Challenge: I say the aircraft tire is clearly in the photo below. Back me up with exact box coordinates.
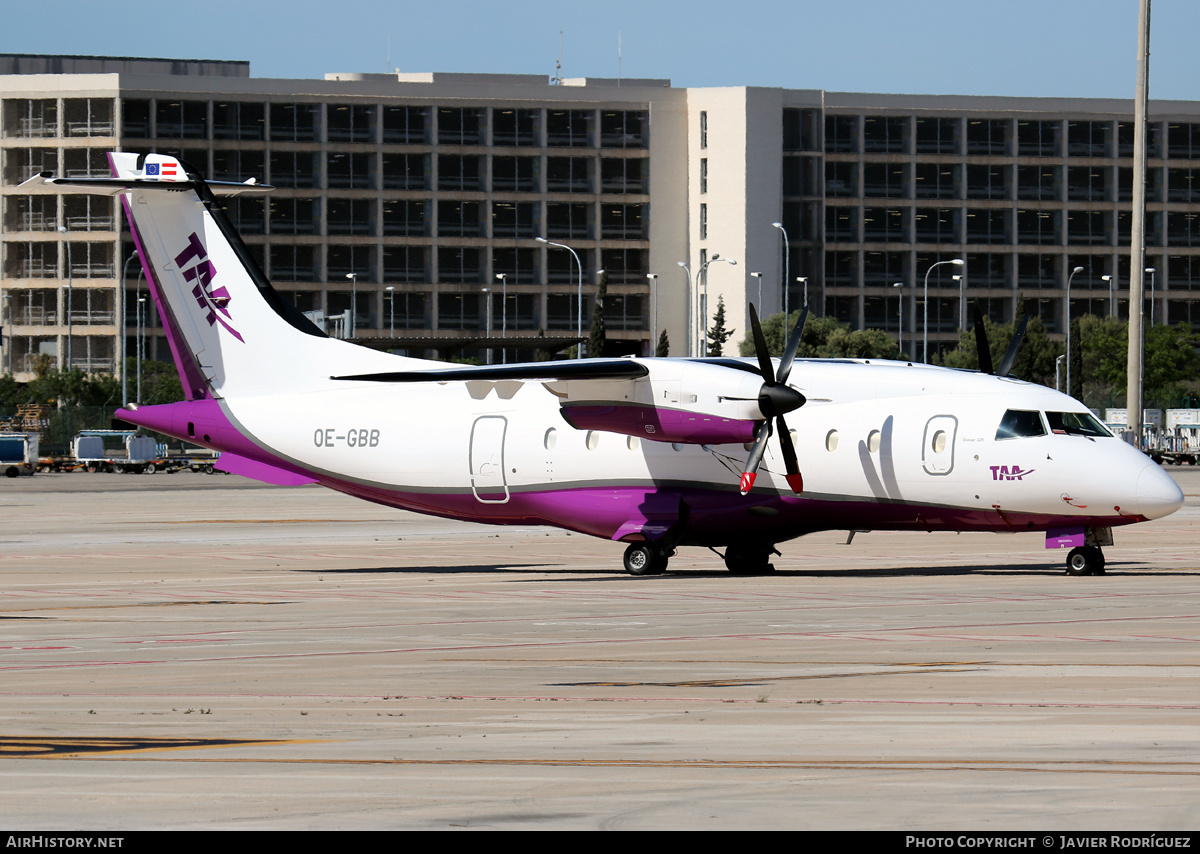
[623,543,665,576]
[1066,546,1104,576]
[725,544,776,575]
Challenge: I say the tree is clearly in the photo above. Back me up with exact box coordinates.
[706,295,734,356]
[655,329,670,357]
[587,270,608,358]
[737,311,896,360]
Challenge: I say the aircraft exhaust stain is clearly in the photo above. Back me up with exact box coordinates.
[0,736,317,757]
[555,667,975,688]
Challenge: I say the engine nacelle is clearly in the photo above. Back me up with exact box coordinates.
[560,402,758,445]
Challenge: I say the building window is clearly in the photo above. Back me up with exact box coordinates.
[492,247,538,285]
[492,156,539,192]
[1167,123,1200,159]
[382,152,427,190]
[825,161,857,198]
[863,207,906,242]
[864,116,909,154]
[966,164,1011,200]
[438,201,482,238]
[493,108,540,147]
[437,154,482,191]
[914,208,957,244]
[327,245,374,281]
[491,201,538,239]
[1017,254,1058,289]
[862,162,907,198]
[212,149,265,182]
[965,209,1010,245]
[1017,120,1060,157]
[268,198,317,235]
[914,163,960,199]
[600,110,647,148]
[269,151,318,188]
[699,158,708,194]
[699,111,707,149]
[269,245,317,281]
[437,107,484,145]
[383,247,428,284]
[915,117,958,154]
[384,291,428,328]
[62,99,114,138]
[1017,165,1061,201]
[1067,166,1111,202]
[547,110,592,147]
[270,103,318,142]
[212,101,264,141]
[217,197,264,235]
[783,109,819,151]
[381,199,427,236]
[601,157,645,194]
[601,204,646,239]
[3,98,57,138]
[1016,210,1061,245]
[966,119,1009,155]
[121,100,151,138]
[155,100,208,139]
[437,247,482,284]
[62,148,110,179]
[600,247,647,284]
[326,198,375,236]
[545,203,590,240]
[825,115,858,153]
[327,152,373,189]
[383,106,429,144]
[825,207,857,242]
[437,292,482,329]
[699,203,707,240]
[1068,120,1110,157]
[547,157,591,192]
[327,103,375,143]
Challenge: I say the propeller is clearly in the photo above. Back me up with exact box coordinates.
[971,299,1030,377]
[739,303,808,495]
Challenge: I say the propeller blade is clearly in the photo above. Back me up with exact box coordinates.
[739,421,772,494]
[776,306,809,386]
[775,415,803,493]
[747,303,775,384]
[972,302,994,375]
[996,312,1030,377]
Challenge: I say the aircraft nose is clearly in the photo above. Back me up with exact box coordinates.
[1135,463,1185,520]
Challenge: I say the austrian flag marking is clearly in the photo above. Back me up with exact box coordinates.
[176,232,244,342]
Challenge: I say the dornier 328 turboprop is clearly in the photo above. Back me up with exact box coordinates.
[21,153,1184,576]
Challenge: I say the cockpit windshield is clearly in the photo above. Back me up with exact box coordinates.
[1046,411,1111,437]
[996,409,1046,440]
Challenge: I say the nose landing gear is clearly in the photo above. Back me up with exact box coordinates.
[1066,546,1106,576]
[623,542,671,576]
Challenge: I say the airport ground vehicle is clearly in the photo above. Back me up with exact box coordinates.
[0,432,39,477]
[71,430,164,473]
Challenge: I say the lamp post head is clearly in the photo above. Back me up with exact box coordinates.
[677,261,687,269]
[892,282,903,288]
[771,221,782,229]
[727,259,737,266]
[1072,266,1084,274]
[345,273,356,280]
[596,269,605,276]
[1146,267,1156,273]
[796,276,808,283]
[950,258,965,266]
[535,237,548,244]
[385,286,394,291]
[495,273,506,281]
[1102,275,1113,282]
[952,275,962,282]
[750,271,762,279]
[646,273,657,280]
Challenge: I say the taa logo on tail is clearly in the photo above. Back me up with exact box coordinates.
[177,232,244,343]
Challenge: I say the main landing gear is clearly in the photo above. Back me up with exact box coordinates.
[1066,546,1106,576]
[723,543,777,575]
[623,542,671,576]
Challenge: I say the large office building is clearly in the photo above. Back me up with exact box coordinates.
[2,53,1200,383]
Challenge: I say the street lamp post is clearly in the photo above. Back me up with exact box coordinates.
[1146,267,1155,326]
[344,273,358,338]
[697,254,736,356]
[494,273,507,363]
[772,222,789,318]
[385,286,395,337]
[1066,265,1084,398]
[645,273,658,356]
[750,272,763,313]
[536,237,583,358]
[952,274,965,331]
[1101,274,1116,318]
[58,225,73,371]
[136,295,145,403]
[121,253,138,405]
[677,262,693,357]
[796,276,809,310]
[922,258,965,364]
[481,287,493,364]
[892,282,904,357]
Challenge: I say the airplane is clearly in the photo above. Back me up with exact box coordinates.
[21,153,1185,578]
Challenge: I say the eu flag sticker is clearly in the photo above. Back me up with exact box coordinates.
[146,163,161,176]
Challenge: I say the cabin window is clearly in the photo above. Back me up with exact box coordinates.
[626,436,640,450]
[586,431,600,451]
[825,429,839,452]
[867,430,881,453]
[931,430,947,454]
[1046,411,1111,437]
[995,409,1046,440]
[543,428,557,450]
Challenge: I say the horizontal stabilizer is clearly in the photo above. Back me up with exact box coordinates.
[333,359,649,383]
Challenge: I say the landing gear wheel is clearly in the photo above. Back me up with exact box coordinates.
[623,543,666,576]
[724,544,776,576]
[1066,546,1105,576]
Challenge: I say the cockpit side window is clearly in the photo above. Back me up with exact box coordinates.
[1046,411,1111,437]
[995,409,1046,440]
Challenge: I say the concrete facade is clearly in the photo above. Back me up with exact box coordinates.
[3,55,1200,384]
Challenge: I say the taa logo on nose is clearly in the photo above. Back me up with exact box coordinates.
[991,465,1034,481]
[177,232,244,343]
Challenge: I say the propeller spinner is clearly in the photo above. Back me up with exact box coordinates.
[739,304,808,495]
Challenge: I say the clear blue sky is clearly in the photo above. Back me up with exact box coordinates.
[3,0,1197,100]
